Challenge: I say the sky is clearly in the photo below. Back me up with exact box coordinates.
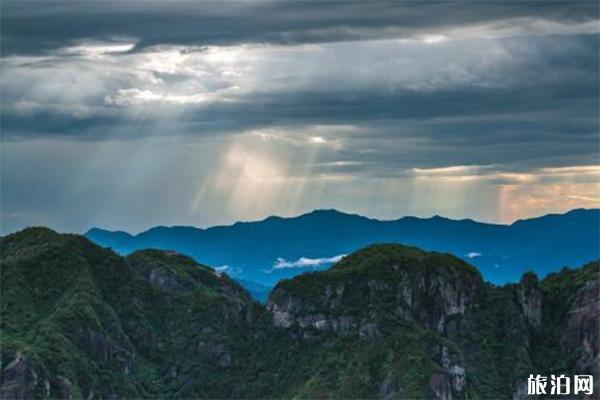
[1,1,599,234]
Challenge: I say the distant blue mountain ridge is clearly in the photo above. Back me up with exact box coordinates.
[86,208,600,300]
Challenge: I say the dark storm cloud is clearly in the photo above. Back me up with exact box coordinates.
[1,1,598,55]
[1,30,597,175]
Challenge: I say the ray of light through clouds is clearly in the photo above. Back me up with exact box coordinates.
[0,1,598,234]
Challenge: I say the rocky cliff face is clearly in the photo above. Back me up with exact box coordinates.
[266,245,484,399]
[561,272,600,395]
[269,273,475,336]
[268,245,483,336]
[518,272,543,327]
[0,351,36,400]
[267,245,599,400]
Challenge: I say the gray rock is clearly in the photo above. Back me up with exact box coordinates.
[449,365,466,392]
[430,372,452,400]
[518,273,542,327]
[359,323,380,339]
[561,277,600,376]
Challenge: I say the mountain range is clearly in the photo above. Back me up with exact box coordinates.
[86,208,600,300]
[1,228,598,399]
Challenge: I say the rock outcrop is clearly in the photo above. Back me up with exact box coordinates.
[268,244,482,341]
[518,272,543,327]
[0,351,36,400]
[561,273,600,395]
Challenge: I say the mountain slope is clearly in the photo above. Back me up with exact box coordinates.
[0,228,268,398]
[267,244,599,399]
[1,229,598,399]
[86,208,600,294]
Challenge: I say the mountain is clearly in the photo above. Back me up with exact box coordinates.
[0,228,269,398]
[267,244,599,398]
[86,208,600,297]
[1,228,598,399]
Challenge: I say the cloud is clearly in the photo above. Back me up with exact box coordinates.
[214,265,230,276]
[309,136,327,144]
[58,40,136,57]
[1,1,597,56]
[411,165,600,186]
[466,252,482,259]
[272,254,346,270]
[2,32,597,146]
[104,88,214,106]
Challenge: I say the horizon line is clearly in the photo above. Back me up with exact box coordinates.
[83,207,599,237]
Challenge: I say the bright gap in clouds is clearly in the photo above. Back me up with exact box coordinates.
[309,136,327,144]
[59,40,136,57]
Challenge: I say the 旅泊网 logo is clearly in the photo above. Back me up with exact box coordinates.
[527,374,593,396]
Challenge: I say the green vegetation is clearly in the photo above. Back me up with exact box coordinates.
[1,230,597,399]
